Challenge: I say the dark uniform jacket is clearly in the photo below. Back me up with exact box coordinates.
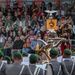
[0,61,7,75]
[50,59,69,75]
[5,62,30,75]
[63,59,75,75]
[28,64,44,75]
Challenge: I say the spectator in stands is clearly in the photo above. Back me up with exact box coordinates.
[17,8,22,17]
[37,32,42,39]
[31,15,38,28]
[12,11,18,22]
[1,27,7,37]
[43,35,48,42]
[66,15,73,25]
[0,19,3,29]
[30,35,43,51]
[13,36,24,49]
[0,12,5,22]
[34,25,44,39]
[3,37,13,56]
[17,26,23,31]
[21,11,30,21]
[63,3,69,14]
[0,38,6,50]
[36,7,42,18]
[5,16,13,28]
[41,1,46,12]
[22,16,30,27]
[56,10,63,21]
[54,0,61,10]
[47,2,52,9]
[7,25,15,38]
[13,16,22,27]
[22,16,31,33]
[56,6,65,16]
[0,33,6,42]
[8,31,15,41]
[40,13,46,25]
[22,38,32,53]
[27,29,34,42]
[17,30,24,41]
[30,1,37,16]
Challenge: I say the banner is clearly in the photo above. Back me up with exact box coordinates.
[35,0,42,5]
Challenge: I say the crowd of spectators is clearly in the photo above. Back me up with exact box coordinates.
[0,1,75,56]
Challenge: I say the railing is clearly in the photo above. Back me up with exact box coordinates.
[47,38,75,50]
[0,0,75,6]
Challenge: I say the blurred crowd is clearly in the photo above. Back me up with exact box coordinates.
[0,1,75,57]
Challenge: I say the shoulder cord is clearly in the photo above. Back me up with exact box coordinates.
[45,63,54,75]
[57,65,61,75]
[70,62,74,75]
[19,65,25,75]
[62,61,74,75]
[0,62,4,71]
[27,65,40,75]
[34,67,40,75]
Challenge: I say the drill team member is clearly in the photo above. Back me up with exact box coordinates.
[49,49,69,75]
[5,52,31,75]
[0,51,6,75]
[63,49,75,75]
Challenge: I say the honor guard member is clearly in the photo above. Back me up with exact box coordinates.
[63,49,75,75]
[0,51,6,75]
[5,52,31,75]
[28,54,44,75]
[49,49,69,75]
[4,56,11,64]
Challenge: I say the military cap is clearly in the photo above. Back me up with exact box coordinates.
[29,54,38,62]
[0,51,4,57]
[64,49,72,55]
[4,56,11,61]
[37,55,40,61]
[22,52,28,57]
[50,49,59,55]
[13,52,23,59]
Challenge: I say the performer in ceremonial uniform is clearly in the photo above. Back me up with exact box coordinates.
[5,52,31,75]
[28,54,44,75]
[62,49,75,75]
[0,51,6,75]
[57,16,68,38]
[49,49,69,75]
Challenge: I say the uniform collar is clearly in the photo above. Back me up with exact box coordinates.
[13,62,21,65]
[0,60,2,62]
[50,59,57,61]
[63,58,71,61]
